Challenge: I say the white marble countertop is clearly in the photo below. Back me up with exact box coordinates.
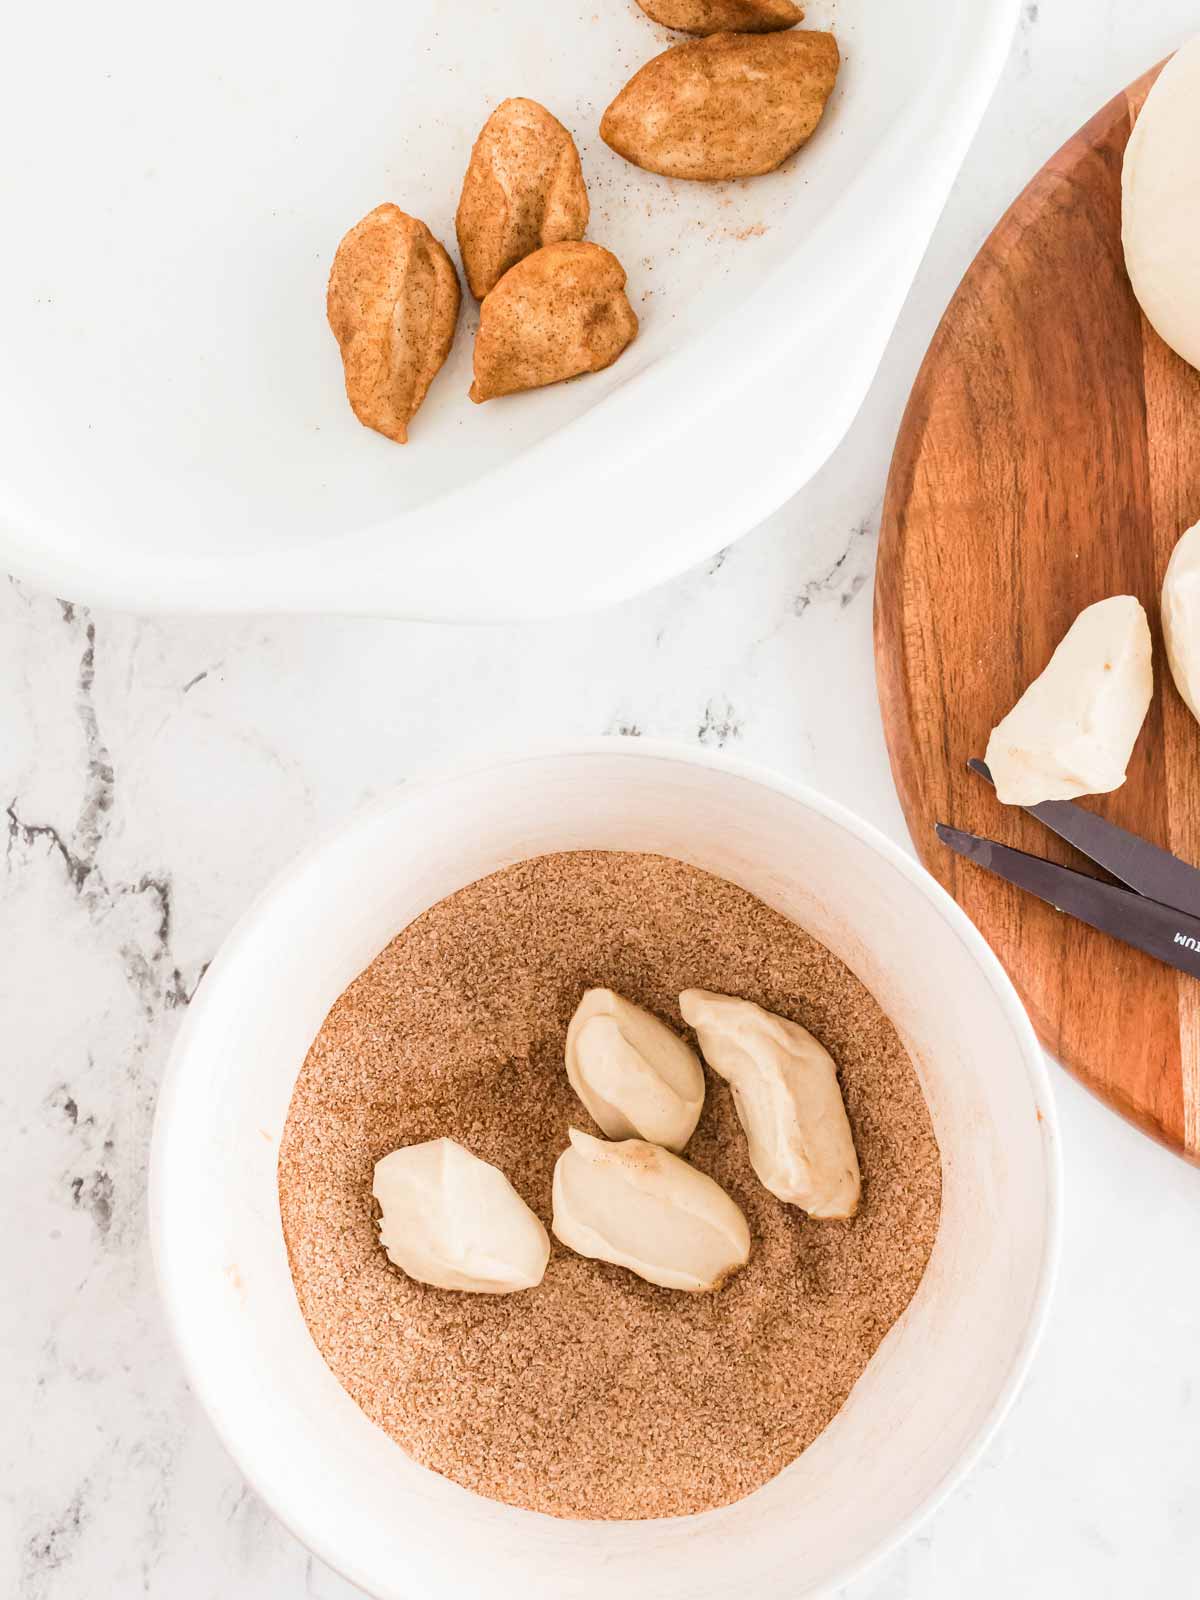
[4,3,1200,1595]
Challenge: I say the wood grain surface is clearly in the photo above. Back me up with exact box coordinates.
[875,61,1200,1162]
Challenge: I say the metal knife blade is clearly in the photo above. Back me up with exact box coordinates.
[968,758,1200,920]
[936,822,1200,980]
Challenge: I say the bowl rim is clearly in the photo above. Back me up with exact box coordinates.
[149,736,1062,1597]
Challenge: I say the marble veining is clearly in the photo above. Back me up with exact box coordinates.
[4,3,1200,1597]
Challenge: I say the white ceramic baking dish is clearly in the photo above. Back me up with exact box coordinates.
[150,740,1059,1599]
[1,1,1017,619]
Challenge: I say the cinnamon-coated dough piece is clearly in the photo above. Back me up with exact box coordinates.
[470,241,638,403]
[601,30,839,181]
[635,0,803,33]
[327,204,460,444]
[456,98,589,300]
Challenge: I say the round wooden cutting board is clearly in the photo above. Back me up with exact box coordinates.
[875,59,1200,1163]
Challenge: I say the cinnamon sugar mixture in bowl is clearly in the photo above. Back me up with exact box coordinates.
[278,850,941,1520]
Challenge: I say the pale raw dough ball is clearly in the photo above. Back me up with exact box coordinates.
[1162,519,1200,726]
[1122,36,1200,371]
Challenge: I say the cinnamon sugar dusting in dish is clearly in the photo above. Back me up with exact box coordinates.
[277,851,941,1520]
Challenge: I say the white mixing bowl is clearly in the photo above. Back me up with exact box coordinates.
[150,742,1059,1599]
